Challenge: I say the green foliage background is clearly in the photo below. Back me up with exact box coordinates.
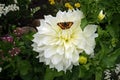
[0,0,120,80]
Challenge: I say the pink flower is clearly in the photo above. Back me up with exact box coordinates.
[13,27,24,36]
[1,36,13,43]
[8,47,21,56]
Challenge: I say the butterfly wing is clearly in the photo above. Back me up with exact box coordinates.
[57,22,73,30]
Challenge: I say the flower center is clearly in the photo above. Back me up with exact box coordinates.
[59,30,74,43]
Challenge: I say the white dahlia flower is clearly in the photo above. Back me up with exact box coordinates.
[32,9,98,72]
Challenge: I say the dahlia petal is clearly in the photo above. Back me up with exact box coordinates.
[55,63,63,72]
[84,25,98,37]
[72,50,79,63]
[45,58,51,65]
[65,47,74,59]
[44,46,57,58]
[84,47,94,55]
[51,54,62,65]
[56,46,64,55]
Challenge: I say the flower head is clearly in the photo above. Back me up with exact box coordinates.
[104,69,111,80]
[79,56,87,64]
[32,9,98,72]
[49,0,55,5]
[14,0,18,4]
[65,3,73,10]
[13,27,24,36]
[9,47,21,56]
[74,3,81,8]
[98,10,105,21]
[115,64,120,74]
[1,36,13,43]
[3,4,19,15]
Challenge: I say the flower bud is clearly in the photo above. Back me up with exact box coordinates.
[65,3,73,10]
[79,56,87,64]
[98,10,105,21]
[49,0,55,5]
[74,3,81,8]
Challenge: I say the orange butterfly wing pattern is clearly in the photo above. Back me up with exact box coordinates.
[57,22,73,30]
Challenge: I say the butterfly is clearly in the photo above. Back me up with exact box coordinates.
[57,22,73,30]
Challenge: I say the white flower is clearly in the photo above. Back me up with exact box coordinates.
[0,67,2,72]
[0,4,19,17]
[104,69,111,80]
[115,64,120,74]
[14,0,18,4]
[0,4,5,17]
[118,75,120,80]
[32,9,98,72]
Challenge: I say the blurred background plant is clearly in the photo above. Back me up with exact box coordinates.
[0,0,44,35]
[0,0,120,80]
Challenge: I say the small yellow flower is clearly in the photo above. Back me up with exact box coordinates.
[65,3,73,10]
[49,0,55,5]
[74,3,81,8]
[79,56,87,64]
[98,10,105,21]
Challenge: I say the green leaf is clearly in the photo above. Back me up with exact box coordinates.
[95,67,102,80]
[17,60,31,76]
[79,66,87,78]
[70,66,79,80]
[107,25,116,38]
[101,48,120,67]
[79,65,95,80]
[21,74,33,80]
[44,68,63,80]
[107,25,120,38]
[80,18,88,30]
[19,42,24,46]
[83,63,91,70]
